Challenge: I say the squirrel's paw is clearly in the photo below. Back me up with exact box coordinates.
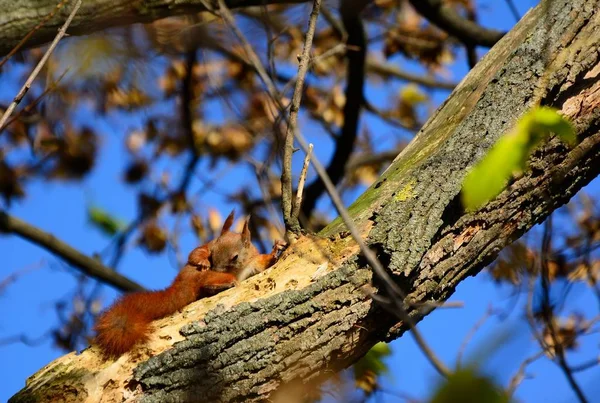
[188,251,211,270]
[195,259,211,270]
[202,280,238,295]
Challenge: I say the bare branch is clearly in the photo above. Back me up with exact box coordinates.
[300,1,368,219]
[292,143,313,222]
[281,0,322,234]
[408,0,505,47]
[212,0,281,105]
[570,358,600,373]
[507,350,545,395]
[0,260,45,294]
[366,60,458,90]
[540,218,589,403]
[214,0,451,377]
[0,0,82,133]
[0,211,144,292]
[346,148,405,171]
[293,127,451,377]
[456,305,496,366]
[0,69,69,134]
[0,0,311,56]
[0,331,52,347]
[504,0,521,23]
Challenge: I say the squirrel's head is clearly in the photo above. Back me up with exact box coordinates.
[210,210,256,273]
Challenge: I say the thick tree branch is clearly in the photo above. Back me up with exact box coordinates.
[408,0,505,47]
[0,0,505,58]
[0,0,69,68]
[346,148,405,171]
[8,0,600,401]
[0,0,310,56]
[0,211,144,292]
[366,60,458,90]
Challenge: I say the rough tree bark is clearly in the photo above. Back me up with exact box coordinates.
[0,0,503,57]
[0,0,311,56]
[9,0,600,401]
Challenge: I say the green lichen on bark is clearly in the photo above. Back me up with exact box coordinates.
[6,1,600,402]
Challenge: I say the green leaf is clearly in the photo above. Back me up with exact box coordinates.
[530,107,577,145]
[429,369,510,403]
[461,107,576,211]
[88,206,126,236]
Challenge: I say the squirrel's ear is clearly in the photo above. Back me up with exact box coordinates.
[221,210,235,234]
[242,216,251,245]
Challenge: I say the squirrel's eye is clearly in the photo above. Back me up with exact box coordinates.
[230,254,238,262]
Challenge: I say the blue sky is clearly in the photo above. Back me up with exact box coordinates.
[2,1,599,401]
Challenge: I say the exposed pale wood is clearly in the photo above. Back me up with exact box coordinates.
[9,0,600,402]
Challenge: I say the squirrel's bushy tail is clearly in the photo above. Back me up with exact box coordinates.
[94,297,151,357]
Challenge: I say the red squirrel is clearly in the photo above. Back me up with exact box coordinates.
[94,211,285,357]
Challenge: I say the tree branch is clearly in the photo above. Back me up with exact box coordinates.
[0,211,144,292]
[8,0,600,401]
[0,0,69,68]
[177,50,200,194]
[346,148,404,171]
[300,3,367,220]
[0,0,311,56]
[366,59,457,90]
[540,218,589,403]
[281,0,322,234]
[0,0,82,132]
[408,0,505,47]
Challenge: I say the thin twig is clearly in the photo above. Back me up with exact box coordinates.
[211,0,280,104]
[362,100,420,131]
[281,0,322,234]
[0,0,82,133]
[0,69,69,133]
[208,0,450,377]
[310,43,347,67]
[239,0,447,378]
[507,317,600,395]
[0,330,53,347]
[504,0,521,22]
[457,305,496,366]
[293,126,451,378]
[292,143,313,222]
[299,2,367,219]
[569,358,599,373]
[0,260,46,294]
[248,158,285,238]
[0,0,70,69]
[540,218,589,403]
[0,211,144,292]
[507,350,545,395]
